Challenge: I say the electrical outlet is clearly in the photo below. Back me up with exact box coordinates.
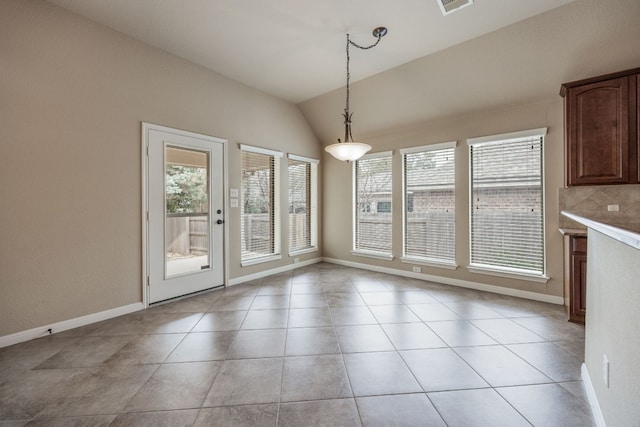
[412,266,421,273]
[293,257,300,264]
[607,204,620,212]
[603,354,610,388]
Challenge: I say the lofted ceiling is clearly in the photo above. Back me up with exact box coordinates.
[47,0,577,104]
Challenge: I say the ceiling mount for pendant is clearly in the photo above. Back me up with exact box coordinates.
[372,27,388,38]
[325,27,388,162]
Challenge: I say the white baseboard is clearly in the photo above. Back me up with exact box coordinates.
[0,302,144,349]
[582,363,606,427]
[228,257,322,286]
[322,257,564,305]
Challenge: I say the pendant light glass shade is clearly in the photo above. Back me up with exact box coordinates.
[325,141,372,162]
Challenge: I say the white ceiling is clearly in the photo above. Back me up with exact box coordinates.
[47,0,577,104]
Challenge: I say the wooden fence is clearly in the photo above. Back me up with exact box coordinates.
[289,213,308,250]
[356,215,392,252]
[166,215,208,256]
[168,213,310,259]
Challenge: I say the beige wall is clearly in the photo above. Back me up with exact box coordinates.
[585,230,640,426]
[300,0,640,300]
[0,0,321,336]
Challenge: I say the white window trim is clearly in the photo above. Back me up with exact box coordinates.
[352,151,394,257]
[241,254,283,267]
[273,158,281,256]
[401,142,457,265]
[240,144,284,157]
[289,247,318,256]
[240,145,282,264]
[288,153,319,164]
[467,264,550,284]
[401,256,458,270]
[399,140,457,154]
[467,127,548,280]
[467,128,547,146]
[287,154,319,256]
[309,162,318,251]
[360,150,393,160]
[351,250,394,261]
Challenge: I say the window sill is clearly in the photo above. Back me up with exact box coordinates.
[289,247,318,257]
[351,250,394,261]
[401,257,458,271]
[241,254,282,267]
[467,264,549,284]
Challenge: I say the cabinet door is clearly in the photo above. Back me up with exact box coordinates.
[568,236,587,324]
[570,253,587,323]
[567,76,630,185]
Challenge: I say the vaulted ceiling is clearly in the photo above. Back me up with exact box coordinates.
[47,0,577,104]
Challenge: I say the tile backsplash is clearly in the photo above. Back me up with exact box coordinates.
[558,184,640,230]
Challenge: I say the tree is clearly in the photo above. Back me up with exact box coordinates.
[165,165,208,214]
[357,156,392,214]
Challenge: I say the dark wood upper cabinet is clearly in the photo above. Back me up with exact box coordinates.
[561,68,640,186]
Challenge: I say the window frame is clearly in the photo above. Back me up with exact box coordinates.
[287,153,319,256]
[400,141,458,270]
[467,128,549,283]
[352,151,394,261]
[239,144,283,267]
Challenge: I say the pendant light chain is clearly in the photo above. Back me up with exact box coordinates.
[344,32,384,142]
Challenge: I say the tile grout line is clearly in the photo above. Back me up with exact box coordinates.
[327,277,365,427]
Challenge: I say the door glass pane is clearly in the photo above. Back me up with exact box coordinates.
[165,146,210,277]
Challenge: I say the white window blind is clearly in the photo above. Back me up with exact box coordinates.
[469,130,545,276]
[402,144,455,264]
[241,149,280,263]
[288,156,318,253]
[354,153,392,256]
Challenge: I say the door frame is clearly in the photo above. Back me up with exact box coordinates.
[141,122,229,307]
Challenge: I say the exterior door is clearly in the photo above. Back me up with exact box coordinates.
[146,125,225,303]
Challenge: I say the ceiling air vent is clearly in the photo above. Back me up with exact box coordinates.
[437,0,474,16]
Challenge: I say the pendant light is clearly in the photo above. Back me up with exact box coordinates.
[325,27,387,162]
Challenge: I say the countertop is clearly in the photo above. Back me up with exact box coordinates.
[561,211,640,250]
[558,227,587,236]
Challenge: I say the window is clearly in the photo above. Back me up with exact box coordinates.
[240,145,282,265]
[377,201,392,213]
[288,154,318,254]
[353,151,393,259]
[401,142,456,268]
[468,128,547,280]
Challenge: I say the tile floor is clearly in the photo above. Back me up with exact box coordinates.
[0,263,595,426]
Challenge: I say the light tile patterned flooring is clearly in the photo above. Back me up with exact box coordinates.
[0,263,595,426]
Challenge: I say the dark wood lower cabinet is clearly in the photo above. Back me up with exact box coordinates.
[569,236,587,324]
